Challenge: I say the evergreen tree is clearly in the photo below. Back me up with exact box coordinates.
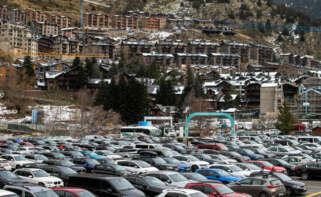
[147,61,160,79]
[95,82,112,110]
[156,77,176,106]
[193,74,203,98]
[186,65,194,88]
[257,0,262,7]
[72,57,87,90]
[137,64,146,77]
[275,102,295,135]
[85,58,94,78]
[120,78,150,124]
[23,56,34,78]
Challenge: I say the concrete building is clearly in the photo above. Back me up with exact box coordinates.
[35,22,59,36]
[260,83,283,116]
[0,21,38,55]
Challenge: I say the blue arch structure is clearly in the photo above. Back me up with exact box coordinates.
[184,112,235,137]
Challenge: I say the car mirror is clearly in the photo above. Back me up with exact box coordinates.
[166,179,172,183]
[28,175,33,178]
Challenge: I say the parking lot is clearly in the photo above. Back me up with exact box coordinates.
[294,179,321,197]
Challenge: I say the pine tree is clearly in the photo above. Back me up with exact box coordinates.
[72,57,87,90]
[156,77,176,106]
[95,82,112,110]
[257,0,262,7]
[186,65,194,88]
[193,74,203,98]
[23,56,34,78]
[275,102,295,135]
[120,78,150,124]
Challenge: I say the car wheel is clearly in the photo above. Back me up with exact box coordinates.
[191,165,198,172]
[259,192,268,197]
[301,173,309,180]
[222,181,229,185]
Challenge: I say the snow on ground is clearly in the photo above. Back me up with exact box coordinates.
[34,105,80,124]
[149,31,173,40]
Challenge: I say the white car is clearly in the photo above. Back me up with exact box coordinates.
[0,189,18,197]
[267,146,301,156]
[94,150,122,160]
[156,189,208,197]
[0,159,12,171]
[14,168,63,188]
[173,155,209,171]
[235,163,265,174]
[1,154,34,169]
[209,164,250,178]
[115,160,158,173]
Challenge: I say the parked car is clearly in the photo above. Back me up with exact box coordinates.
[156,189,208,197]
[53,187,96,197]
[244,161,286,173]
[0,189,18,197]
[115,160,158,173]
[4,184,59,197]
[209,164,250,178]
[0,170,27,188]
[67,174,146,197]
[14,168,64,188]
[261,159,295,175]
[196,168,241,184]
[249,171,306,195]
[92,164,132,176]
[295,162,321,180]
[146,171,193,188]
[185,182,251,197]
[229,176,286,197]
[0,154,33,169]
[127,176,171,196]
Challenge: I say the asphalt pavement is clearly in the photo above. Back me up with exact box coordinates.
[292,178,321,197]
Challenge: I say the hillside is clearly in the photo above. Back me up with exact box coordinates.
[273,0,321,19]
[2,0,321,58]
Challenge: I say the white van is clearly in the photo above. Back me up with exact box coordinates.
[0,189,18,197]
[297,136,321,144]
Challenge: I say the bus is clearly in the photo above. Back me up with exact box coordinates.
[120,125,162,137]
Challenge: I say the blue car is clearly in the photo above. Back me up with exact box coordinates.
[196,168,241,184]
[163,157,191,172]
[80,150,105,159]
[237,149,263,160]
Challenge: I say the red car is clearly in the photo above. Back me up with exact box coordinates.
[185,182,250,197]
[52,187,96,197]
[196,144,228,151]
[244,160,286,173]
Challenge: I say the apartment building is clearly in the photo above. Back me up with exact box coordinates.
[35,22,59,36]
[0,21,38,56]
[84,13,109,29]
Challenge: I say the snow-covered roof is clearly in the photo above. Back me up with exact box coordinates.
[45,72,64,79]
[261,83,278,88]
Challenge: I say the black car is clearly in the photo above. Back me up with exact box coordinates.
[40,165,78,183]
[42,152,65,160]
[192,154,219,164]
[67,174,146,197]
[43,160,86,172]
[0,170,28,188]
[72,158,100,172]
[250,171,306,195]
[262,158,296,175]
[140,157,179,171]
[295,162,321,180]
[92,164,131,176]
[126,176,169,197]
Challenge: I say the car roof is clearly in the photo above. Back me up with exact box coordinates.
[164,189,201,194]
[69,174,121,180]
[52,187,87,192]
[4,184,51,192]
[0,189,17,196]
[16,168,41,171]
[147,171,178,175]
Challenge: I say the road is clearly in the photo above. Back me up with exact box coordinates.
[292,178,321,197]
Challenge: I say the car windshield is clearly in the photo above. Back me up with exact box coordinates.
[303,154,314,160]
[245,164,261,170]
[230,165,242,171]
[190,192,208,197]
[201,155,212,160]
[217,169,230,177]
[276,159,289,166]
[59,167,77,175]
[13,155,26,161]
[72,152,84,157]
[60,160,74,167]
[110,178,135,191]
[244,149,255,154]
[261,161,274,167]
[76,190,96,197]
[135,161,151,168]
[34,190,59,197]
[187,156,199,161]
[270,179,283,186]
[35,155,48,161]
[164,158,180,164]
[114,165,126,171]
[169,173,188,182]
[153,158,167,164]
[215,185,234,195]
[186,173,207,181]
[0,171,17,179]
[33,170,50,177]
[274,173,292,181]
[87,159,100,165]
[284,146,295,151]
[144,176,166,187]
